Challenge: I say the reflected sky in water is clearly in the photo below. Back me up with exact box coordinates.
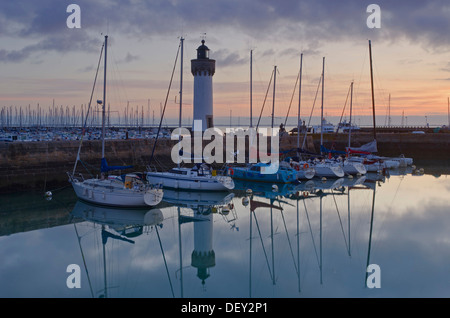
[0,167,449,298]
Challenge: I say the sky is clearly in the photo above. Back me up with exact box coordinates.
[1,0,450,127]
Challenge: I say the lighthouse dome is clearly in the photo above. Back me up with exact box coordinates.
[197,40,210,59]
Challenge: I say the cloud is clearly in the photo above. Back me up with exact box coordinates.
[0,30,99,63]
[117,52,140,64]
[213,49,247,68]
[1,0,450,65]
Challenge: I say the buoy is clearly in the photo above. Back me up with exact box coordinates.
[419,168,424,174]
[242,197,249,207]
[272,184,278,192]
[303,163,309,169]
[321,177,327,182]
[412,165,416,170]
[44,191,52,198]
[246,189,253,195]
[348,175,353,179]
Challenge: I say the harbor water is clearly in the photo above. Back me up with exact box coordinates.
[0,162,449,298]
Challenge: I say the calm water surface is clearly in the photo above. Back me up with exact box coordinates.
[1,164,449,298]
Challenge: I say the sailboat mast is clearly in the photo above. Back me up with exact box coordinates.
[388,94,391,127]
[320,57,325,147]
[179,37,184,130]
[369,40,376,141]
[101,35,108,159]
[178,37,184,169]
[250,50,253,128]
[271,65,277,130]
[297,53,303,151]
[348,81,354,149]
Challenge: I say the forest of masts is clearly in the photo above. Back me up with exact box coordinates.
[0,100,164,129]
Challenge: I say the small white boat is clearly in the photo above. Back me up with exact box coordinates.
[70,173,163,207]
[311,160,345,178]
[341,158,367,175]
[312,118,335,133]
[147,163,234,191]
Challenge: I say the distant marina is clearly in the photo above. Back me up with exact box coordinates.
[1,121,447,143]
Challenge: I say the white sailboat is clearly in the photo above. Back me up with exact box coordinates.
[145,37,234,191]
[311,57,344,178]
[284,53,315,179]
[68,35,164,207]
[338,81,367,176]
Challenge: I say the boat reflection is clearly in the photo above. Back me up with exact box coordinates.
[71,200,164,238]
[70,201,167,298]
[235,172,383,296]
[66,164,425,297]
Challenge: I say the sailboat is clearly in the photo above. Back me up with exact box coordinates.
[68,35,164,207]
[145,38,234,191]
[311,57,344,178]
[330,81,367,176]
[345,40,411,172]
[283,53,315,180]
[227,65,299,184]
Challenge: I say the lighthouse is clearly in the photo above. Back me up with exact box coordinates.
[191,40,215,131]
[191,212,215,287]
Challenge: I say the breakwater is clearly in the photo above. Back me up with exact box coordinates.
[0,132,448,193]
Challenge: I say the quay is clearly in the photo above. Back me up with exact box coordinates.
[0,130,449,193]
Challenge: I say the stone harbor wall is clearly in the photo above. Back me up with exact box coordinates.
[0,133,448,193]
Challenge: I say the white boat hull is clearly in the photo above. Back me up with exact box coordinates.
[342,161,367,175]
[71,178,163,207]
[313,163,345,178]
[146,172,234,191]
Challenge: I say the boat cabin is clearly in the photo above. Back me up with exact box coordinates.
[123,173,145,189]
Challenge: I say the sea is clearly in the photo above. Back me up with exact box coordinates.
[0,160,449,301]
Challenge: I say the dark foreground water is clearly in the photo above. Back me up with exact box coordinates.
[0,163,449,299]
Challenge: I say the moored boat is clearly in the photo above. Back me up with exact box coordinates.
[68,35,163,208]
[147,163,234,191]
[228,162,298,184]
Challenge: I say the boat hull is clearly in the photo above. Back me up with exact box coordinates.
[313,163,345,178]
[230,167,298,183]
[71,178,163,207]
[342,161,367,175]
[146,172,234,191]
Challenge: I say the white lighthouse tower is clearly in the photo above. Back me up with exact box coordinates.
[191,213,215,287]
[191,40,215,131]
